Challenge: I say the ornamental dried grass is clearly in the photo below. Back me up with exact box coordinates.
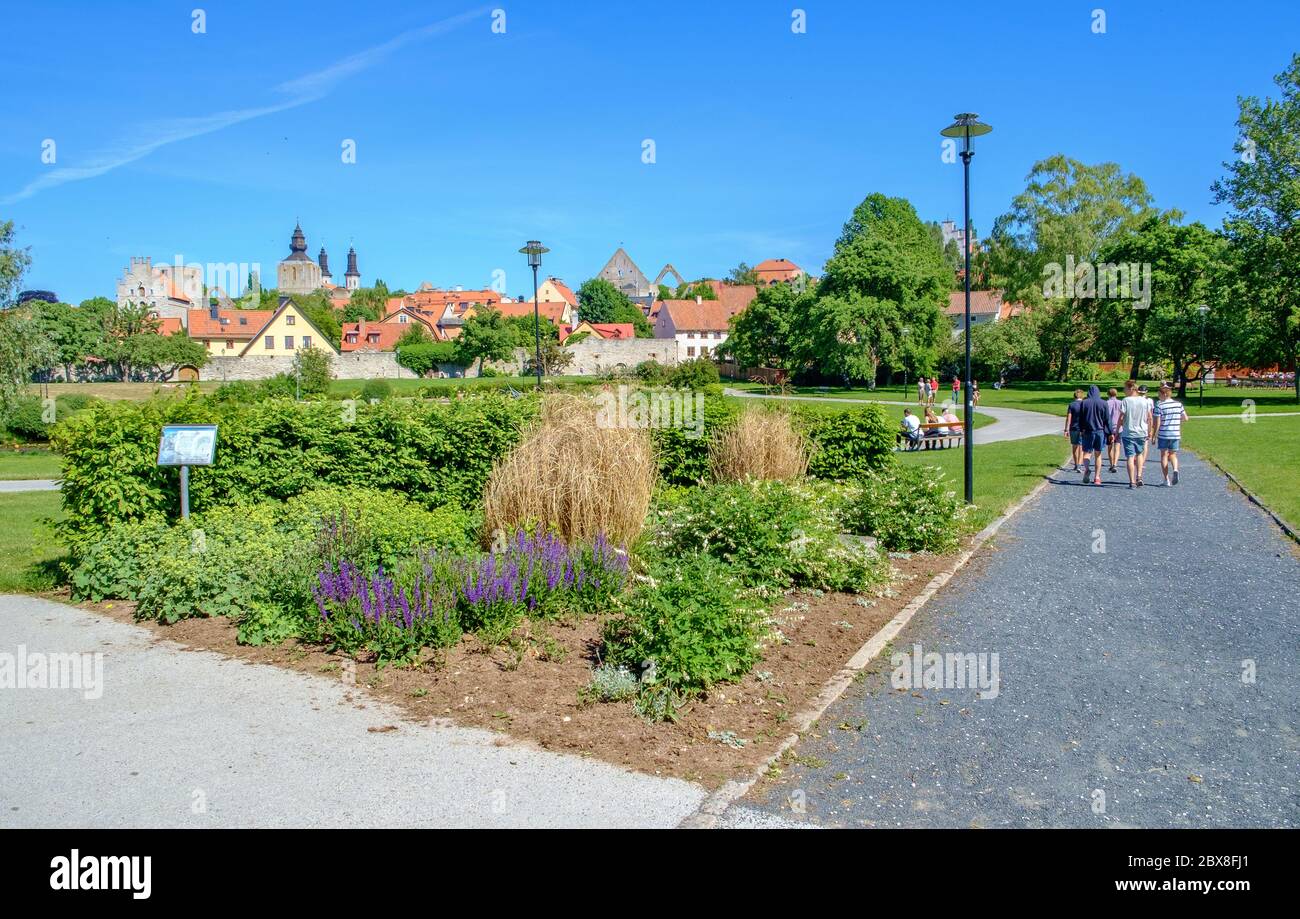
[709,406,809,483]
[482,395,656,545]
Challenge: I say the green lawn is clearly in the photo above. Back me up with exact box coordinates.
[1183,415,1300,531]
[729,380,1300,417]
[0,449,63,481]
[0,491,66,593]
[897,434,1067,533]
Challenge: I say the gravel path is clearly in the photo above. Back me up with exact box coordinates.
[732,452,1300,827]
[723,389,1059,443]
[0,595,716,828]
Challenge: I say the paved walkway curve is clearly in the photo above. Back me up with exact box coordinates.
[0,480,59,493]
[723,389,1059,444]
[0,594,805,828]
[731,452,1300,827]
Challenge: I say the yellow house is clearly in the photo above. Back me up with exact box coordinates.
[238,299,340,357]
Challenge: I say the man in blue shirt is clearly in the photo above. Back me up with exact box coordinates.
[1078,385,1110,485]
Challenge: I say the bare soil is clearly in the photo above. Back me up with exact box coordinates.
[72,552,962,789]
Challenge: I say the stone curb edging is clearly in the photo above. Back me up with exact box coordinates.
[677,460,1065,829]
[1193,452,1300,545]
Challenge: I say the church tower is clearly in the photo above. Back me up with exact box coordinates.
[318,247,332,285]
[277,221,322,294]
[344,246,361,291]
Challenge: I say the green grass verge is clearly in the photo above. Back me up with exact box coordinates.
[896,434,1066,533]
[1183,416,1300,531]
[728,380,1300,417]
[0,449,63,481]
[0,491,67,593]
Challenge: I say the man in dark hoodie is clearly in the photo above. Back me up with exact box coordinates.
[1078,384,1110,485]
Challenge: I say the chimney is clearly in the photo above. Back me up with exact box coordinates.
[358,318,367,337]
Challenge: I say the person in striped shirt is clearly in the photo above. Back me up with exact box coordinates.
[1155,383,1188,486]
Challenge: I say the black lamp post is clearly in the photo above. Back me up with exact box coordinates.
[1197,303,1210,408]
[940,113,992,504]
[518,240,549,389]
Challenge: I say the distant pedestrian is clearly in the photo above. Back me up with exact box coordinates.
[971,379,981,406]
[1105,387,1122,473]
[1078,385,1109,485]
[1155,383,1188,486]
[930,377,938,405]
[1118,380,1151,488]
[1065,388,1085,471]
[952,375,960,402]
[917,378,927,405]
[1139,384,1157,464]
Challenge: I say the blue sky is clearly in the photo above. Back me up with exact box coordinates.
[3,0,1297,303]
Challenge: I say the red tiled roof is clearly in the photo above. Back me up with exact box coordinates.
[945,290,1010,317]
[717,283,757,314]
[186,309,274,339]
[544,278,578,307]
[588,322,635,339]
[661,298,742,332]
[156,317,184,336]
[340,322,406,352]
[398,289,504,312]
[754,258,802,275]
[493,300,569,325]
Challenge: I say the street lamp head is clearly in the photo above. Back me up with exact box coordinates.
[518,240,549,268]
[1196,303,1210,315]
[940,113,992,152]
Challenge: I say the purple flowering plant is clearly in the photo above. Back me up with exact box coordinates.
[312,528,628,665]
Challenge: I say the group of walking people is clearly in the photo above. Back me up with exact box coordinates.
[917,375,980,407]
[1066,382,1188,488]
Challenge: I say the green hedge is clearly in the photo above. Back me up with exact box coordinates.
[52,391,537,540]
[797,403,895,480]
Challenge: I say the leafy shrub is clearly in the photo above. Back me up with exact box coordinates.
[2,394,99,442]
[292,346,334,396]
[635,360,670,385]
[650,392,739,486]
[849,463,967,552]
[211,380,260,404]
[360,379,393,402]
[709,406,809,482]
[580,663,640,703]
[601,553,765,714]
[648,479,886,593]
[668,357,720,390]
[483,395,655,544]
[799,404,895,480]
[67,518,171,601]
[53,390,538,540]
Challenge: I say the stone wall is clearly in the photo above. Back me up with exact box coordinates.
[197,351,415,382]
[562,337,679,375]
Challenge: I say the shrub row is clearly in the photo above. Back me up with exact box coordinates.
[52,390,538,540]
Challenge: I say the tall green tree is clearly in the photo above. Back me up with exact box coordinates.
[727,262,760,285]
[988,155,1156,379]
[720,281,809,372]
[1096,215,1230,393]
[575,278,653,336]
[799,193,951,383]
[1212,53,1300,402]
[0,218,32,310]
[454,306,516,374]
[0,307,56,423]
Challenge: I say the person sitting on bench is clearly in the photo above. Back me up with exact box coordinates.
[901,408,922,448]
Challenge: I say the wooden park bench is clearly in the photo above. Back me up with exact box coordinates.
[897,421,964,451]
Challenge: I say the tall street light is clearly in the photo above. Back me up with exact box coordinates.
[940,113,992,504]
[1197,303,1210,408]
[519,240,549,389]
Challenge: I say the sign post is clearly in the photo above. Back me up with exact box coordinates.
[157,424,218,520]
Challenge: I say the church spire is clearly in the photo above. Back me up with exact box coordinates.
[344,245,360,291]
[318,246,331,279]
[289,221,307,255]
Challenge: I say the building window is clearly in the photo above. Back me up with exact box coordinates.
[265,336,274,349]
[284,335,295,349]
[686,347,695,357]
[226,340,234,350]
[303,335,312,348]
[285,314,296,326]
[203,339,210,348]
[239,317,247,325]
